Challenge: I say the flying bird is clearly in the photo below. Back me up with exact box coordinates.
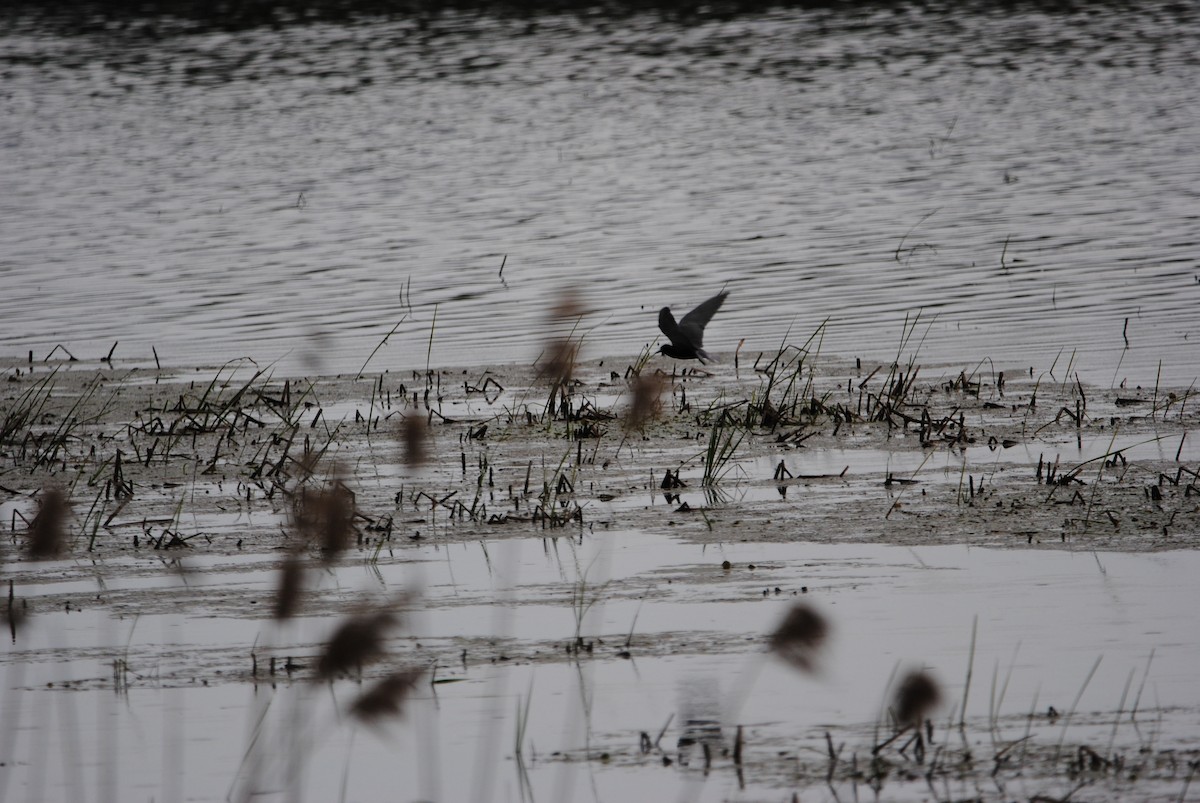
[658,290,728,363]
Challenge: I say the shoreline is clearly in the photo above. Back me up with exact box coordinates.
[3,349,1197,563]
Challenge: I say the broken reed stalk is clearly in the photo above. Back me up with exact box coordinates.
[356,311,410,380]
[894,208,940,263]
[1152,359,1162,422]
[884,451,934,518]
[425,302,439,378]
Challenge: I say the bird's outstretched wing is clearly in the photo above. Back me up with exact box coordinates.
[658,306,687,348]
[677,291,728,348]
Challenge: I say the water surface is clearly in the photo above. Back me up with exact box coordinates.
[3,534,1196,801]
[2,3,1198,382]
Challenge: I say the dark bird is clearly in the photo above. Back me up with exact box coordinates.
[658,291,728,363]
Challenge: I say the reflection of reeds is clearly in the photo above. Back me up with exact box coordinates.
[5,578,26,639]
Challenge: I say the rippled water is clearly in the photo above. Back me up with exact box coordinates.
[2,3,1198,383]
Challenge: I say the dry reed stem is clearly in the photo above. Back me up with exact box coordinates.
[768,602,829,673]
[894,669,942,728]
[626,373,665,429]
[28,486,68,560]
[400,414,428,467]
[539,337,578,390]
[273,552,306,621]
[315,607,401,681]
[293,481,356,561]
[349,667,426,725]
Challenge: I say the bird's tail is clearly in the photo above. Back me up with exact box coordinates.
[696,349,716,364]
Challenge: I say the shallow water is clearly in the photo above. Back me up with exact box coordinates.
[4,532,1198,801]
[2,3,1200,384]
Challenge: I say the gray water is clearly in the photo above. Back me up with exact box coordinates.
[2,3,1199,384]
[5,533,1199,802]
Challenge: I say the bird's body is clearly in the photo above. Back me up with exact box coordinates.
[657,291,728,363]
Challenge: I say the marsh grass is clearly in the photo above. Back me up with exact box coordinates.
[569,570,609,643]
[4,344,1199,802]
[743,319,830,430]
[29,372,115,471]
[627,341,656,378]
[533,447,583,528]
[0,368,58,446]
[700,411,745,486]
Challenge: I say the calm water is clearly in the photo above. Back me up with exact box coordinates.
[2,3,1199,384]
[4,535,1197,801]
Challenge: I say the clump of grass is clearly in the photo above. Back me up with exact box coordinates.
[533,448,583,528]
[748,346,809,429]
[701,411,745,486]
[0,368,58,446]
[859,312,934,429]
[535,289,592,425]
[31,372,116,471]
[626,341,657,378]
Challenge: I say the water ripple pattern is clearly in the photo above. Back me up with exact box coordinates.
[2,3,1198,382]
